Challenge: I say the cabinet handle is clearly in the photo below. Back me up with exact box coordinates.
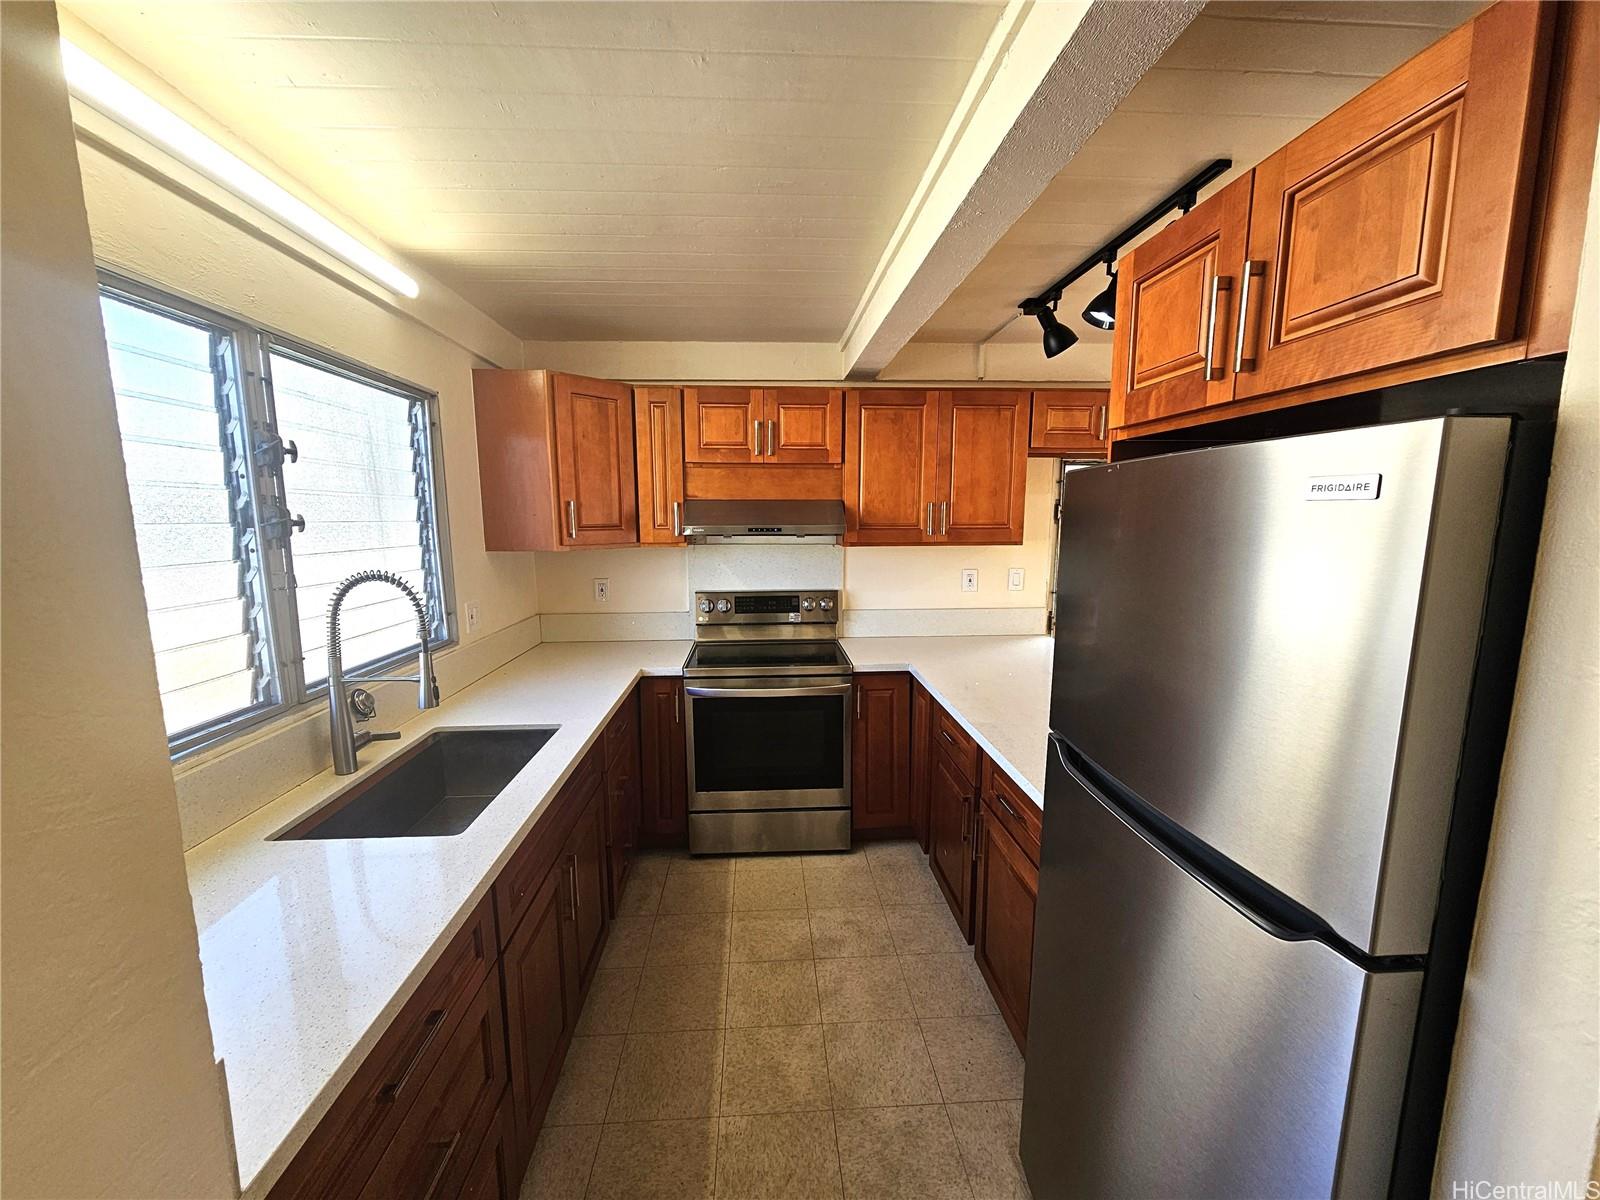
[961,797,971,843]
[566,498,577,541]
[377,1007,448,1103]
[992,788,1019,822]
[671,500,681,536]
[674,685,681,724]
[1204,274,1233,382]
[766,419,775,457]
[420,1129,463,1200]
[926,502,935,538]
[940,501,949,536]
[572,857,581,914]
[1234,259,1267,374]
[1096,404,1108,441]
[855,684,862,721]
[973,806,983,863]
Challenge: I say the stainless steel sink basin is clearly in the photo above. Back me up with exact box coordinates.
[275,726,558,840]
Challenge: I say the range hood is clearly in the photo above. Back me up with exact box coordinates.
[680,499,846,544]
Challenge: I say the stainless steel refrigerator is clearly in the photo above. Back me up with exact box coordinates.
[1022,416,1537,1200]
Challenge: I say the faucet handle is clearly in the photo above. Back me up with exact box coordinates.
[348,687,378,722]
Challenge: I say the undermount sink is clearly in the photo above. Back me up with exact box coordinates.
[275,726,559,840]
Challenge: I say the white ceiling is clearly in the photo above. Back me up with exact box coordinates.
[916,0,1487,368]
[65,0,1005,342]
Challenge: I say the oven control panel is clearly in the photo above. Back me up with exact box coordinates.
[694,590,839,625]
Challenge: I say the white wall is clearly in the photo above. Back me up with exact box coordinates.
[68,64,546,847]
[1432,157,1600,1192]
[0,6,238,1194]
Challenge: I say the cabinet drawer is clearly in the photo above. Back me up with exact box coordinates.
[358,970,509,1200]
[981,758,1042,866]
[603,694,639,768]
[934,710,979,787]
[494,748,602,945]
[269,898,496,1200]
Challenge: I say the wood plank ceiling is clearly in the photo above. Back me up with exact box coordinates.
[912,0,1488,374]
[64,0,1004,342]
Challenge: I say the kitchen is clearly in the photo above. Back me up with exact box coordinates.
[1,2,1596,1200]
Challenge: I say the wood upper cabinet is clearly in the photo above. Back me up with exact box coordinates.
[851,673,911,834]
[685,387,842,465]
[844,389,1028,546]
[1028,389,1110,459]
[1236,0,1552,400]
[633,387,684,544]
[1111,174,1253,429]
[638,677,687,846]
[940,390,1029,544]
[473,370,638,550]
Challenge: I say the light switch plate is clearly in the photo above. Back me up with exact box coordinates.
[960,569,979,593]
[593,578,610,603]
[1008,568,1025,592]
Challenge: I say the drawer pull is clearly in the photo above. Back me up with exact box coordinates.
[378,1007,447,1103]
[420,1129,463,1200]
[993,790,1020,822]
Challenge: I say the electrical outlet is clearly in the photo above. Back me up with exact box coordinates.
[960,568,979,593]
[465,602,481,634]
[593,577,610,603]
[1008,567,1025,592]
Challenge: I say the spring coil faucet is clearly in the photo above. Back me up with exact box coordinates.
[326,569,440,775]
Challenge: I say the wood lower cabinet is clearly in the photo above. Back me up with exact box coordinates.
[975,790,1040,1053]
[565,782,608,992]
[928,743,977,942]
[459,1102,517,1200]
[633,386,685,544]
[639,676,688,847]
[357,971,508,1200]
[473,370,638,550]
[603,694,642,914]
[844,389,1029,546]
[910,681,934,851]
[851,672,911,835]
[1028,389,1110,459]
[502,858,577,1171]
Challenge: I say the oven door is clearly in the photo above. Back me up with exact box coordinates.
[684,676,851,812]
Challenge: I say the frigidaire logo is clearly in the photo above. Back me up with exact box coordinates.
[1304,473,1383,501]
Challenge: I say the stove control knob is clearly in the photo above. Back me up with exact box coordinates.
[716,598,732,613]
[801,596,816,612]
[818,597,835,612]
[698,597,714,614]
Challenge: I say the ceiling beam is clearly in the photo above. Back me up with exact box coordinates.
[837,0,1203,379]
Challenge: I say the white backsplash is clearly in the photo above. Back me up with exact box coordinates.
[685,543,844,593]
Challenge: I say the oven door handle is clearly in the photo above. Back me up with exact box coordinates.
[684,682,853,699]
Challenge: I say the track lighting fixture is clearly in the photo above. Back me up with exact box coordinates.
[1014,158,1231,359]
[1082,262,1117,331]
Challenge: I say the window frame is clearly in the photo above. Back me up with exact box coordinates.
[97,269,456,760]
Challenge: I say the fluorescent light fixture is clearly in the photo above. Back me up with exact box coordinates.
[60,39,419,299]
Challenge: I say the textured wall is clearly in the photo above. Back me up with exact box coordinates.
[1433,152,1600,1191]
[0,5,239,1194]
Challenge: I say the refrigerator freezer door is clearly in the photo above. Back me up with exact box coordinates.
[1051,417,1508,956]
[1021,753,1422,1200]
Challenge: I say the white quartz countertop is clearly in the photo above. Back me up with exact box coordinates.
[185,640,691,1198]
[189,633,1054,1197]
[842,635,1055,807]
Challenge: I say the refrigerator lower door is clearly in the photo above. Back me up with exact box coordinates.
[1021,753,1422,1200]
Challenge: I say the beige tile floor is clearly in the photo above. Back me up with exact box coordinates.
[520,841,1033,1200]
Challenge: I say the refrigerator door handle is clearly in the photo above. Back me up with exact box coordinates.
[1048,733,1421,974]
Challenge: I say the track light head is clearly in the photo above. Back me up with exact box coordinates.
[1082,262,1117,331]
[1024,299,1077,359]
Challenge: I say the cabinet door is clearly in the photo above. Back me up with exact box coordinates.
[763,388,843,464]
[975,802,1039,1052]
[684,387,761,463]
[910,682,933,852]
[502,866,574,1173]
[1029,389,1109,459]
[1110,173,1253,429]
[851,673,911,834]
[639,677,687,846]
[1236,2,1552,400]
[928,749,974,941]
[938,390,1029,545]
[633,387,684,544]
[553,373,637,546]
[566,784,608,991]
[843,389,941,545]
[459,1100,516,1200]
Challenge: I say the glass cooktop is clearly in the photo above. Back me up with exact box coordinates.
[684,641,852,674]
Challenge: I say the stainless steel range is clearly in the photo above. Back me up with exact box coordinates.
[682,589,852,855]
